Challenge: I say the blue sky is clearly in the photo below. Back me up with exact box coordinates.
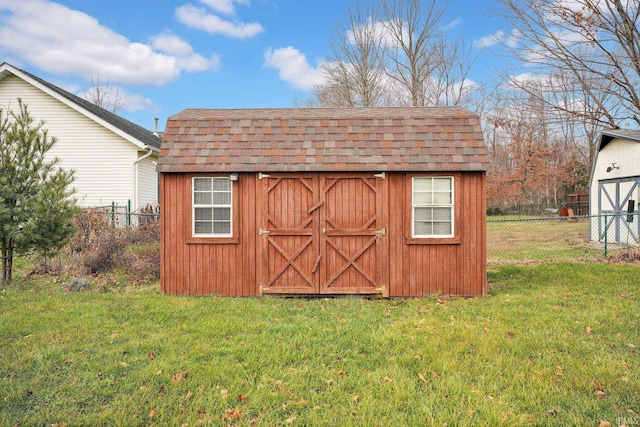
[0,0,516,132]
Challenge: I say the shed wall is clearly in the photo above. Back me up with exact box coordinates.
[160,172,486,297]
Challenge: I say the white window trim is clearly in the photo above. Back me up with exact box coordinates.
[192,177,233,238]
[411,176,455,238]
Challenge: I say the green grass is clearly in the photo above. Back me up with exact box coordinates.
[487,218,606,264]
[1,263,638,426]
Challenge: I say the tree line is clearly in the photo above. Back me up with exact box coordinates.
[306,0,639,207]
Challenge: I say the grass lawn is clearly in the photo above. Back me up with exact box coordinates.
[1,262,638,426]
[487,218,605,264]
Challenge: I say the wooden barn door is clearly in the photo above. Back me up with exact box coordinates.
[260,174,321,294]
[259,173,385,295]
[320,174,385,294]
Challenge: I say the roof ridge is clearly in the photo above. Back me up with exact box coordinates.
[2,63,162,150]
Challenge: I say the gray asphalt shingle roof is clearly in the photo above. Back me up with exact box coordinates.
[158,106,488,173]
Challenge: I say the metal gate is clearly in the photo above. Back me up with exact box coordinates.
[259,173,386,295]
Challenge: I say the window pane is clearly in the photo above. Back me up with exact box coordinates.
[213,207,231,221]
[433,222,452,235]
[212,179,231,191]
[212,192,231,205]
[414,207,432,221]
[195,208,212,221]
[433,208,451,221]
[194,178,211,191]
[194,192,212,205]
[194,221,212,234]
[414,192,433,205]
[434,192,451,204]
[413,178,432,191]
[213,222,231,234]
[434,178,451,191]
[414,221,432,235]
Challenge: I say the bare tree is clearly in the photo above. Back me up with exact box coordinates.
[497,0,640,128]
[82,75,124,113]
[316,0,477,108]
[316,0,387,106]
[425,37,477,106]
[380,0,448,106]
[483,82,591,207]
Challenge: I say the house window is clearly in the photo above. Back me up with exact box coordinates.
[193,177,232,237]
[412,177,454,237]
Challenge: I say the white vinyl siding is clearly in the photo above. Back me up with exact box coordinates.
[137,154,159,209]
[412,177,454,238]
[0,74,157,208]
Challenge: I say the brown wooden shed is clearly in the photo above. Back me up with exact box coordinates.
[157,107,489,297]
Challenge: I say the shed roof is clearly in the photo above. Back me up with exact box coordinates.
[157,106,488,173]
[597,129,640,152]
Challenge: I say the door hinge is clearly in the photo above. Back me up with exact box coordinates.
[375,228,386,235]
[258,172,270,180]
[374,172,386,179]
[259,228,270,235]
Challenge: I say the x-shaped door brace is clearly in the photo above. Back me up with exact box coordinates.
[324,236,377,288]
[267,235,314,287]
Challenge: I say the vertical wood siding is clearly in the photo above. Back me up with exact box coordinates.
[161,172,486,297]
[161,173,258,296]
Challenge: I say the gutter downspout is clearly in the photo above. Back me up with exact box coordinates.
[134,145,155,212]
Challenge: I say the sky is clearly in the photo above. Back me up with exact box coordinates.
[0,0,517,133]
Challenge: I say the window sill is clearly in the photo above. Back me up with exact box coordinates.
[186,237,240,245]
[404,236,461,245]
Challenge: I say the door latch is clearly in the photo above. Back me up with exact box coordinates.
[259,228,270,235]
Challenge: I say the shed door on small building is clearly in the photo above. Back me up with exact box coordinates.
[598,177,640,244]
[259,173,385,295]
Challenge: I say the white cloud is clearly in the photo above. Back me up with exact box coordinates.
[150,33,221,72]
[0,0,218,86]
[473,29,520,49]
[440,18,462,32]
[473,30,504,48]
[118,91,158,113]
[199,0,250,15]
[263,47,326,91]
[176,4,262,38]
[505,29,521,48]
[347,19,408,49]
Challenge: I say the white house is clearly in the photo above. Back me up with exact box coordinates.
[589,129,640,246]
[0,62,161,210]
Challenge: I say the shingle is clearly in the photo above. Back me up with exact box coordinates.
[157,107,489,173]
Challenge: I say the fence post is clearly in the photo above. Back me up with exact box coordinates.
[111,201,115,227]
[604,214,608,257]
[127,199,131,227]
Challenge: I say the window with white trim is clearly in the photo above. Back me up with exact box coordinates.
[412,177,454,237]
[193,177,232,237]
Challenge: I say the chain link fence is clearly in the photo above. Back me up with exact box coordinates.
[487,213,640,265]
[92,204,160,228]
[81,206,638,265]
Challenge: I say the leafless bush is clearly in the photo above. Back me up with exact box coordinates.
[66,208,159,279]
[121,244,160,280]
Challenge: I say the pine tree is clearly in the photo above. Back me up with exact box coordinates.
[0,99,77,284]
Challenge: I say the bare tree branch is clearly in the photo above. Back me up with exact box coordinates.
[83,75,124,113]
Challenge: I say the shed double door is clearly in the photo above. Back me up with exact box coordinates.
[598,178,640,243]
[259,173,385,295]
